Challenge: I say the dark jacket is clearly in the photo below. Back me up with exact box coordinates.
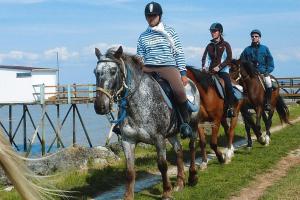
[240,43,274,74]
[202,37,232,71]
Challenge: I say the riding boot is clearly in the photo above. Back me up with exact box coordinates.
[265,87,272,111]
[178,100,198,139]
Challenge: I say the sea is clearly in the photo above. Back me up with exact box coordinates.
[0,103,119,155]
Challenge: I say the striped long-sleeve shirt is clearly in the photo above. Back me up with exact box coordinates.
[137,23,187,76]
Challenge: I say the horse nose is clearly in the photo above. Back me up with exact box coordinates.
[94,98,110,115]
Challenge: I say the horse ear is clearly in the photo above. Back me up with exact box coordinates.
[114,46,123,59]
[95,48,102,60]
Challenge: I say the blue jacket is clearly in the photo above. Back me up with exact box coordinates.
[240,43,274,74]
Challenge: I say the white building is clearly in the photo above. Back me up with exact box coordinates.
[0,65,57,104]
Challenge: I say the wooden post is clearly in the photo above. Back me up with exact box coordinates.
[56,104,61,148]
[89,85,94,99]
[72,104,76,146]
[40,84,45,105]
[23,105,27,151]
[41,104,46,156]
[9,105,12,145]
[67,85,71,104]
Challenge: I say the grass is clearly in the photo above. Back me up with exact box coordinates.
[260,165,300,200]
[135,122,300,200]
[0,104,299,199]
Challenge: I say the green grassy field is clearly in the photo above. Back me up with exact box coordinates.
[0,104,299,199]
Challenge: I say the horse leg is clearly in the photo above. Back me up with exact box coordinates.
[156,137,172,199]
[198,125,208,170]
[224,112,239,163]
[210,122,225,163]
[241,105,264,145]
[188,137,198,185]
[255,108,268,145]
[221,117,229,137]
[262,110,274,137]
[167,136,185,191]
[122,140,136,200]
[245,119,252,148]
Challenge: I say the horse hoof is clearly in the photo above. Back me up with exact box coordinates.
[225,147,234,164]
[265,135,271,146]
[218,154,226,164]
[247,146,252,151]
[188,176,198,186]
[199,161,208,170]
[258,136,266,145]
[173,185,183,192]
[162,196,173,200]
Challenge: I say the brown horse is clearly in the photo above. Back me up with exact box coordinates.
[230,59,290,147]
[186,66,243,166]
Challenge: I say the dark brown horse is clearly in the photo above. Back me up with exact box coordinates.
[230,59,290,147]
[186,66,243,166]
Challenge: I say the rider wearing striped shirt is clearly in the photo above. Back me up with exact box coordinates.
[137,1,198,138]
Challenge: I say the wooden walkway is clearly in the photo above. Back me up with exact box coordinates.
[277,77,300,99]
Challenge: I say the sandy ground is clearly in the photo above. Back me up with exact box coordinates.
[230,148,300,200]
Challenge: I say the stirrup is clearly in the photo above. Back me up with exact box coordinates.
[180,123,193,139]
[265,104,271,111]
[226,107,235,118]
[185,100,198,112]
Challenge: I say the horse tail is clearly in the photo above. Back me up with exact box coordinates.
[276,95,291,125]
[0,132,71,200]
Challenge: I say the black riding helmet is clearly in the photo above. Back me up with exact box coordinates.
[250,29,261,37]
[210,22,223,33]
[145,1,163,17]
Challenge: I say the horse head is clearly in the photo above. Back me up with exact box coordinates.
[94,46,125,115]
[230,59,258,82]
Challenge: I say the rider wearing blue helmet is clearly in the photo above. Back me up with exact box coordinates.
[240,29,275,111]
[202,22,235,118]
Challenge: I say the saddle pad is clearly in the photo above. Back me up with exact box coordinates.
[212,75,225,99]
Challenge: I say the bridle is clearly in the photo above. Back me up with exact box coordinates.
[95,56,143,113]
[95,57,128,108]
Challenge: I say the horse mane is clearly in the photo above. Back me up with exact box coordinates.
[240,60,259,78]
[105,47,144,70]
[186,66,214,92]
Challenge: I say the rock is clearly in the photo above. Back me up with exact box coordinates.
[0,145,119,186]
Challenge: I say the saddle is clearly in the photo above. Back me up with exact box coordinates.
[257,74,279,91]
[150,72,175,109]
[187,66,244,100]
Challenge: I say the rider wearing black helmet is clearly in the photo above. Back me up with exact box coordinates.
[240,29,275,111]
[202,22,235,118]
[137,2,198,139]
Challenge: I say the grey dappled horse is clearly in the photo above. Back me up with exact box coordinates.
[94,46,200,200]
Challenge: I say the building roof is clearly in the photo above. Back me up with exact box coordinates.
[0,65,57,72]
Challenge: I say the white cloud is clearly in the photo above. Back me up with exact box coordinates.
[83,43,136,56]
[0,51,39,64]
[44,47,79,61]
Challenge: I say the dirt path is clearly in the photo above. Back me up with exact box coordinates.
[230,148,300,200]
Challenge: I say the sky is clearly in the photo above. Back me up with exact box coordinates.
[0,0,299,84]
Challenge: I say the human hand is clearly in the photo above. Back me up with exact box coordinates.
[213,66,220,72]
[181,75,189,86]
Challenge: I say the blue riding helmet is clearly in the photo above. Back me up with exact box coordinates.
[145,2,163,17]
[210,22,223,33]
[250,29,261,37]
